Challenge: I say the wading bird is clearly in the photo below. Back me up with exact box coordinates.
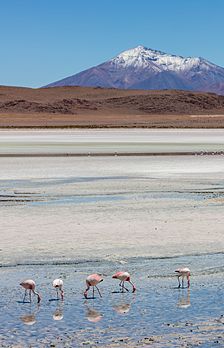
[20,279,41,303]
[52,278,64,300]
[112,271,136,293]
[84,274,103,299]
[175,267,191,288]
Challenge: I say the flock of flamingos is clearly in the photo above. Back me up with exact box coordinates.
[20,267,191,303]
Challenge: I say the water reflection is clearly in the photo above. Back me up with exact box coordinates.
[113,302,131,314]
[20,313,36,325]
[85,304,103,322]
[20,305,40,325]
[177,289,191,309]
[53,303,64,321]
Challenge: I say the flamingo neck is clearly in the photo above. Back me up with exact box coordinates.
[33,290,41,303]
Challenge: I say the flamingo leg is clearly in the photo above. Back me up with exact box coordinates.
[182,277,184,288]
[23,289,27,303]
[178,276,181,288]
[29,289,32,303]
[93,286,95,298]
[122,282,129,292]
[56,288,59,299]
[120,281,129,292]
[129,280,136,292]
[95,285,102,298]
[187,277,190,288]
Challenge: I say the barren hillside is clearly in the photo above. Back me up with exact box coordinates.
[0,86,224,127]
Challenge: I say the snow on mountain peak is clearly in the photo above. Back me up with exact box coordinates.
[111,45,209,73]
[111,46,164,70]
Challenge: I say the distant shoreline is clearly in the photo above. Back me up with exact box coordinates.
[0,151,223,157]
[0,124,224,129]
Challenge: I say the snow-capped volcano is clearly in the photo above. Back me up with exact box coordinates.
[111,45,200,71]
[45,45,224,95]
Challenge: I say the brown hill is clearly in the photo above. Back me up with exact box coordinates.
[0,85,224,127]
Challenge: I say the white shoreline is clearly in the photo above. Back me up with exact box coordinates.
[0,129,224,154]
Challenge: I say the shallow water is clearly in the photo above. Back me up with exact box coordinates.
[0,254,224,347]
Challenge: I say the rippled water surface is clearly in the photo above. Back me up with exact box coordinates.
[0,254,224,347]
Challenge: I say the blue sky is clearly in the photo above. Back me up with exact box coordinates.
[1,0,223,87]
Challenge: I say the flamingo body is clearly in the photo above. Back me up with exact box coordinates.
[112,271,136,293]
[112,271,130,282]
[53,278,64,300]
[84,274,103,299]
[53,278,63,288]
[20,279,36,290]
[20,279,41,303]
[175,267,191,288]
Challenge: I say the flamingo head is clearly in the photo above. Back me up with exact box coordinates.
[37,294,41,303]
[61,290,64,300]
[132,285,136,293]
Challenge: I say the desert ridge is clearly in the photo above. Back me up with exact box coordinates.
[0,85,224,127]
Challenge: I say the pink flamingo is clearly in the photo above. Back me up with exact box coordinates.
[175,267,191,288]
[20,279,41,303]
[53,278,64,300]
[112,272,136,293]
[84,274,103,299]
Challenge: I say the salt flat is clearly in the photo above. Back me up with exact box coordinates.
[0,154,224,266]
[0,129,224,154]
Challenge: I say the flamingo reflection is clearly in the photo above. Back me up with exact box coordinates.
[85,304,103,322]
[20,305,40,325]
[52,302,64,321]
[113,302,131,314]
[177,289,191,309]
[20,313,36,325]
